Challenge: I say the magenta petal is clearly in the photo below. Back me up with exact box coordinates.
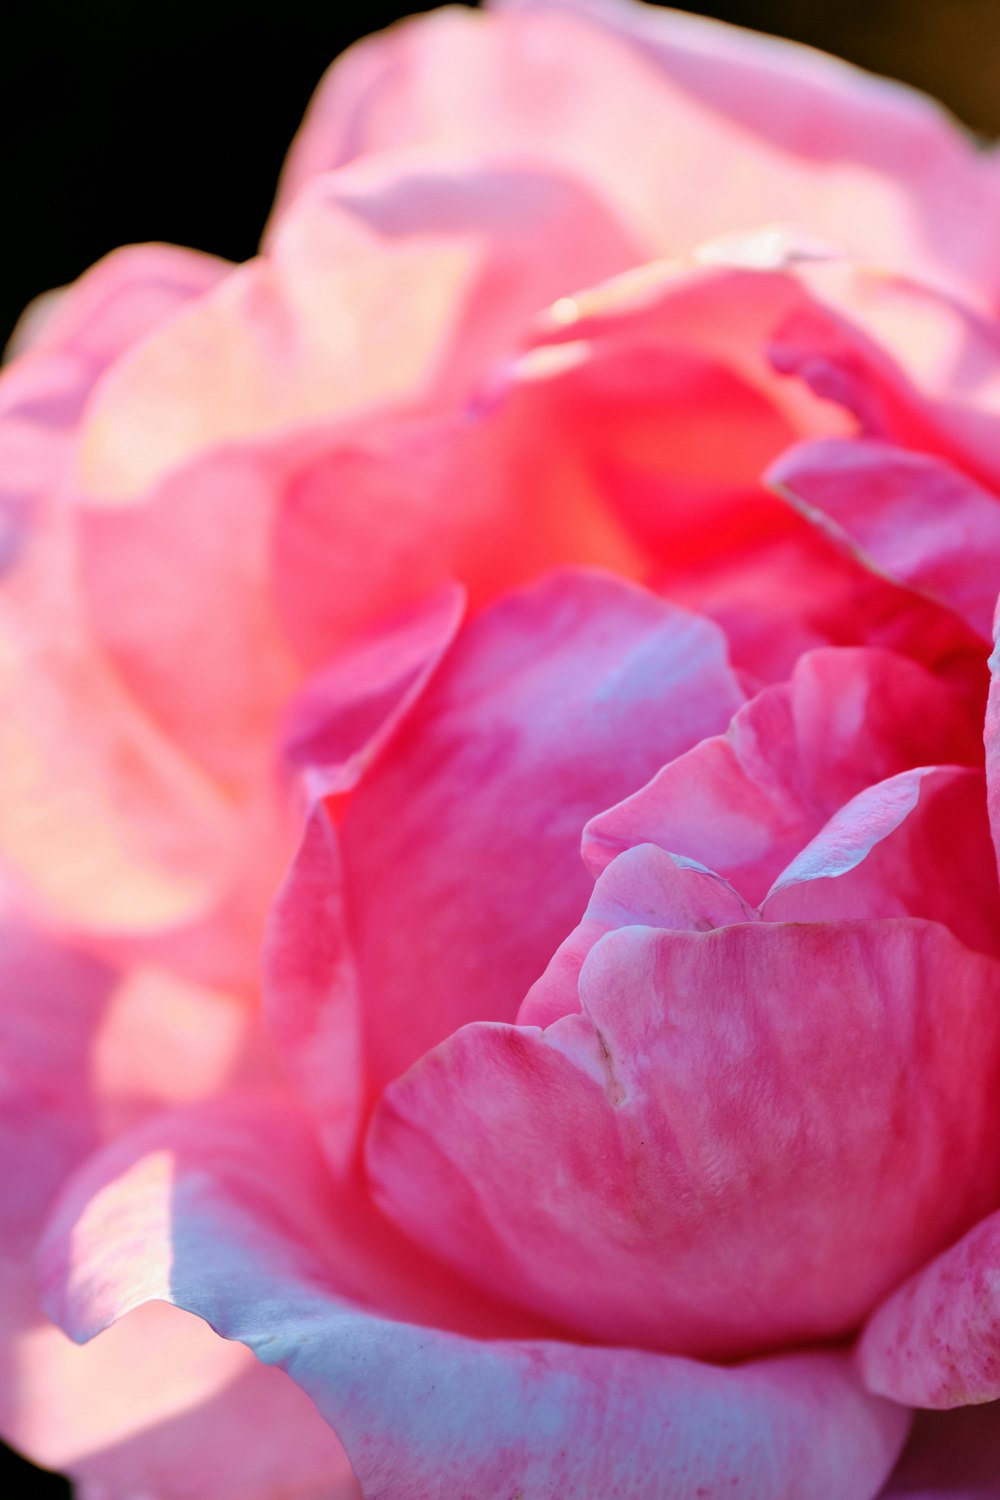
[518,841,756,1028]
[859,1209,1000,1407]
[770,438,1000,639]
[585,646,980,904]
[338,567,743,1090]
[761,766,1000,954]
[38,1103,908,1500]
[370,919,1000,1357]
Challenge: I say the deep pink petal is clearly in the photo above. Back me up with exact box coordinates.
[39,1102,908,1500]
[859,1209,1000,1407]
[585,647,981,904]
[518,841,756,1028]
[760,766,1000,954]
[337,568,743,1091]
[984,632,1000,887]
[771,438,1000,639]
[265,588,466,1172]
[370,920,1000,1357]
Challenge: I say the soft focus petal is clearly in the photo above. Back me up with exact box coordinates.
[337,568,744,1092]
[370,920,1000,1357]
[0,553,240,935]
[496,0,1000,304]
[0,908,351,1499]
[39,1102,908,1500]
[77,158,638,505]
[585,647,980,903]
[274,0,1000,304]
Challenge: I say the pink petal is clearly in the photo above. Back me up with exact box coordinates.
[763,261,1000,492]
[494,0,1000,304]
[273,0,998,305]
[336,568,743,1092]
[515,252,984,684]
[39,1101,908,1500]
[879,1405,1000,1498]
[663,510,984,687]
[761,766,1000,955]
[75,158,637,506]
[269,388,641,674]
[0,908,351,1499]
[0,545,241,933]
[265,586,465,1171]
[770,438,1000,639]
[518,841,756,1028]
[585,647,980,905]
[859,1209,1000,1407]
[370,920,1000,1357]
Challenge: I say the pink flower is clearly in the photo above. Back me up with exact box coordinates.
[5,0,1000,1493]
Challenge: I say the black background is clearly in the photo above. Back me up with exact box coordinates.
[3,0,999,1490]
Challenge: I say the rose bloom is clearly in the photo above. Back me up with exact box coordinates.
[8,1,1000,1495]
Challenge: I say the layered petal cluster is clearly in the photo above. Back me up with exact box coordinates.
[7,1,1000,1497]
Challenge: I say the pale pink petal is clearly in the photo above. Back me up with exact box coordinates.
[74,438,304,795]
[763,261,1000,492]
[76,158,638,505]
[273,0,998,305]
[11,1306,358,1500]
[771,438,1000,639]
[0,910,351,1499]
[859,1209,1000,1407]
[879,1405,1000,1498]
[39,1103,908,1500]
[493,0,1000,304]
[370,920,1000,1357]
[1,245,226,555]
[518,841,756,1028]
[0,559,240,933]
[6,244,229,368]
[761,766,1000,954]
[337,568,743,1091]
[585,647,980,904]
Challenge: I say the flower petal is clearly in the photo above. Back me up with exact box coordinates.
[585,647,980,905]
[770,438,1000,639]
[859,1208,1000,1408]
[370,920,1000,1357]
[337,568,743,1091]
[274,0,1000,304]
[265,585,466,1171]
[760,765,1000,955]
[39,1101,908,1500]
[518,841,756,1028]
[0,910,351,1499]
[76,158,638,505]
